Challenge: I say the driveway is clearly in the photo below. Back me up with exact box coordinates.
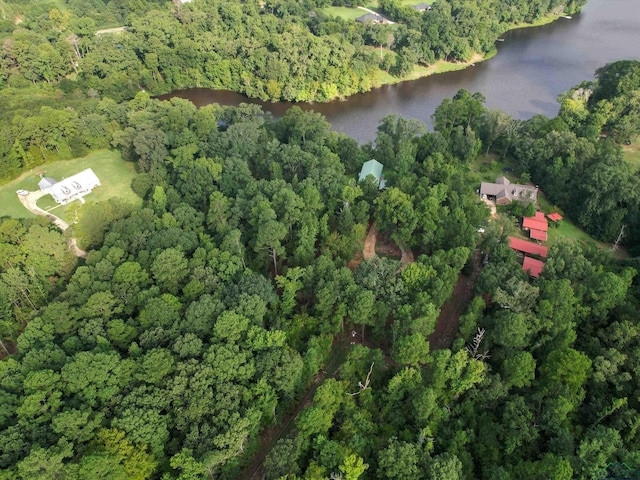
[481,197,498,218]
[17,191,87,258]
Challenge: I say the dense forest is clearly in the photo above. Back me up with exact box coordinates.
[0,0,588,182]
[0,0,587,102]
[1,0,640,476]
[0,57,639,479]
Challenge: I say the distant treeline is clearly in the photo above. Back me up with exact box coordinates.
[1,0,586,104]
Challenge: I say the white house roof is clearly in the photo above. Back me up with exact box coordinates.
[45,168,101,204]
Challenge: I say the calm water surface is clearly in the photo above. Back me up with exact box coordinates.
[163,0,640,143]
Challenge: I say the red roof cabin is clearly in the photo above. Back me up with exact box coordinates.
[547,212,563,222]
[522,256,545,278]
[522,213,548,233]
[509,236,549,258]
[529,229,548,241]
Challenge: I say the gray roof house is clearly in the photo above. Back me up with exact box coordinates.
[480,176,537,205]
[412,3,431,11]
[38,177,58,190]
[356,13,385,23]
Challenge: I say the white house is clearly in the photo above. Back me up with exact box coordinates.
[43,168,101,205]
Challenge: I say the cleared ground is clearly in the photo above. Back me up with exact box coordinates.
[0,150,141,222]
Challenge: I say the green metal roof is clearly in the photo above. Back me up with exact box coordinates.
[358,159,383,184]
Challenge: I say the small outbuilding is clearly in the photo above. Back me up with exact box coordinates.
[509,236,548,258]
[529,229,547,242]
[522,256,545,278]
[547,212,563,222]
[358,159,386,189]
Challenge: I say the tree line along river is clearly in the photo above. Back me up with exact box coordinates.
[162,0,640,143]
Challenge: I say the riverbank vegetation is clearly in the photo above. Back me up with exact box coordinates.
[0,60,639,479]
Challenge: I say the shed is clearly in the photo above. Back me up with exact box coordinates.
[529,229,547,241]
[547,212,563,222]
[509,236,548,258]
[358,159,384,188]
[523,217,548,232]
[522,256,545,278]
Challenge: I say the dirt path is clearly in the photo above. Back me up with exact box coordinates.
[239,336,350,480]
[481,197,498,218]
[428,252,481,350]
[399,246,415,269]
[363,223,377,260]
[95,26,128,35]
[17,191,87,258]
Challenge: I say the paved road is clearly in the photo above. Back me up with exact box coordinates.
[17,191,87,258]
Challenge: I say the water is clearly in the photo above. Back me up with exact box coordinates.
[162,0,640,143]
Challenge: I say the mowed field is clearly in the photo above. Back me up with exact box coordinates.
[320,6,368,20]
[0,150,141,222]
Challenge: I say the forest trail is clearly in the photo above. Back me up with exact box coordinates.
[428,251,481,350]
[17,191,88,258]
[481,197,498,218]
[400,246,414,269]
[363,223,377,259]
[239,336,350,480]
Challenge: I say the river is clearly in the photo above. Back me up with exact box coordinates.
[163,0,640,143]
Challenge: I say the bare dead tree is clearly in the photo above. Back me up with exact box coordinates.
[613,224,626,251]
[466,328,490,361]
[347,362,374,396]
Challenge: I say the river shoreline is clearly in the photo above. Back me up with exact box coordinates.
[365,12,565,95]
[161,12,570,107]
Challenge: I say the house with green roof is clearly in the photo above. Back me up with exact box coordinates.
[358,159,386,189]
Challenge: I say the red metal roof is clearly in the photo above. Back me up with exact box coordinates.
[547,212,563,222]
[523,217,548,232]
[529,229,548,241]
[522,256,545,277]
[509,236,549,258]
[534,211,545,220]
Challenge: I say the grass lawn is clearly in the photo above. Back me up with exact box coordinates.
[0,150,141,223]
[373,50,495,90]
[534,190,623,254]
[319,6,365,20]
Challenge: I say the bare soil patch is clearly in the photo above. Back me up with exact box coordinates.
[481,197,498,218]
[363,223,377,259]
